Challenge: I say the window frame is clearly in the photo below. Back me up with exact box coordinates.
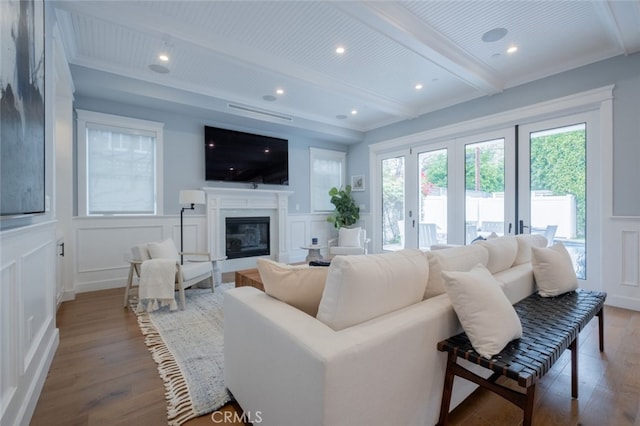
[309,147,346,213]
[76,109,164,216]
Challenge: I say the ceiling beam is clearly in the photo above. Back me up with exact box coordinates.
[592,0,640,55]
[331,1,504,95]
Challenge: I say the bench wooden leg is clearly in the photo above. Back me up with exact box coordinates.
[523,383,536,426]
[597,307,604,352]
[437,351,457,426]
[570,336,578,398]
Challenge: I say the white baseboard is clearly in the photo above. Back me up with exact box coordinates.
[605,294,640,312]
[74,278,126,294]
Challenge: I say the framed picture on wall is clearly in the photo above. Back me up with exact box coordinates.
[351,175,365,191]
[0,0,46,216]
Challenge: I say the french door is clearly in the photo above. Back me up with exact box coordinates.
[517,111,600,285]
[376,112,600,285]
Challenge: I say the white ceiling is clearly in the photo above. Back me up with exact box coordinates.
[54,0,640,139]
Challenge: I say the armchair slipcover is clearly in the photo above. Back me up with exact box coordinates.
[123,239,213,310]
[328,227,370,257]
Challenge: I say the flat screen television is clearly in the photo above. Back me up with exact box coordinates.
[204,126,288,185]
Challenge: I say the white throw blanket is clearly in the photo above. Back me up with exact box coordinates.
[136,258,178,313]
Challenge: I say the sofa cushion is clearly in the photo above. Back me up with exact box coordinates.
[338,227,362,247]
[181,261,212,282]
[425,245,488,299]
[257,259,328,316]
[493,263,535,304]
[316,249,428,331]
[147,239,180,260]
[513,234,548,266]
[532,242,578,297]
[476,236,518,274]
[443,263,523,359]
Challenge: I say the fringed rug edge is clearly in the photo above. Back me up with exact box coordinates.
[136,311,198,426]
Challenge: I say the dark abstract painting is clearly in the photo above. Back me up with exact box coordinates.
[1,0,45,216]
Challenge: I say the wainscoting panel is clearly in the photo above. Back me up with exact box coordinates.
[1,261,18,417]
[0,221,59,426]
[72,216,207,293]
[76,224,164,273]
[21,240,55,375]
[621,230,640,287]
[604,218,640,311]
[288,218,308,262]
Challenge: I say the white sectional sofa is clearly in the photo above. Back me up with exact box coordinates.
[224,234,547,426]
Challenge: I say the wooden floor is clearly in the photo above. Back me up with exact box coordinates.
[32,282,639,426]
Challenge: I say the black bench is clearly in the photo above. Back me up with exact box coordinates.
[436,289,606,426]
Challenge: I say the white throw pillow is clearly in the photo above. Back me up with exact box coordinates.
[425,244,489,299]
[442,263,523,359]
[257,259,328,316]
[338,227,361,247]
[513,234,548,266]
[532,242,578,297]
[476,236,518,274]
[316,249,428,331]
[147,239,180,260]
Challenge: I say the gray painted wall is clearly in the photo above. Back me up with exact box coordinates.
[73,96,349,215]
[352,53,640,216]
[73,53,638,218]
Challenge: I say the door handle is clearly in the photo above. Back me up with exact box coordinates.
[519,220,530,234]
[508,223,512,234]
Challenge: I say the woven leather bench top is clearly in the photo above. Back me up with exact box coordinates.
[437,289,607,388]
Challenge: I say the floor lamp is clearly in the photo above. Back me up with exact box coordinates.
[179,190,206,265]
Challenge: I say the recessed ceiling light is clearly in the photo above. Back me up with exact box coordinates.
[336,46,345,54]
[351,109,358,115]
[415,83,423,90]
[208,142,215,148]
[276,88,284,95]
[507,46,518,54]
[482,28,508,43]
[158,54,169,62]
[264,148,270,153]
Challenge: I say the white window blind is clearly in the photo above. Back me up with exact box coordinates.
[77,110,164,216]
[310,148,346,212]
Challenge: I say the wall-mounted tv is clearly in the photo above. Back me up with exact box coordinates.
[205,126,288,185]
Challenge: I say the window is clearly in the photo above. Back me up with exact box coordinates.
[77,110,164,215]
[309,148,346,212]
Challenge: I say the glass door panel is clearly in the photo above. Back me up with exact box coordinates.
[464,139,506,243]
[381,156,405,251]
[418,149,447,248]
[522,123,587,279]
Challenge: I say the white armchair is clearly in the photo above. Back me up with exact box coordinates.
[123,238,213,310]
[328,227,370,257]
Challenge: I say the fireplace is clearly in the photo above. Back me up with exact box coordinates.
[226,216,270,259]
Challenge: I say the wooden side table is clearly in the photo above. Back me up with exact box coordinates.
[235,268,264,291]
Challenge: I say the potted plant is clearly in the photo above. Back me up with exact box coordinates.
[327,185,360,229]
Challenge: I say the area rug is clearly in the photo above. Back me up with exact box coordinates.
[135,283,234,425]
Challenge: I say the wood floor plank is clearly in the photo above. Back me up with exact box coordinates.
[32,291,638,426]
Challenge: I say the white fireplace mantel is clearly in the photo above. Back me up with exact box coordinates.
[203,187,293,268]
